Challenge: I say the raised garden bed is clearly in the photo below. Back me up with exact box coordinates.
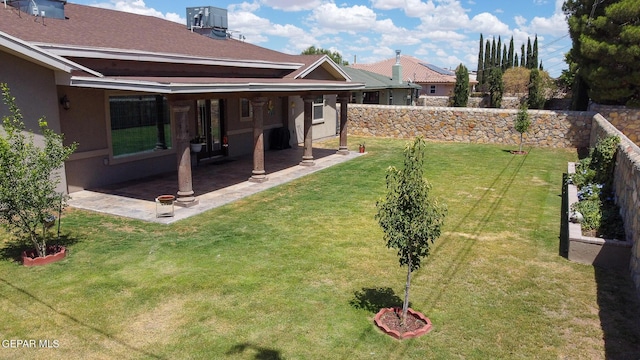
[566,162,631,270]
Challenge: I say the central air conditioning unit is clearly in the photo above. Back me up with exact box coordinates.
[186,6,228,39]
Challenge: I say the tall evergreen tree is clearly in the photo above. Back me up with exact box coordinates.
[491,37,497,67]
[483,39,491,88]
[532,35,539,69]
[527,68,546,109]
[502,45,507,70]
[514,53,520,68]
[520,44,526,67]
[496,36,502,68]
[452,64,470,107]
[507,36,515,70]
[526,38,532,68]
[477,34,484,85]
[488,67,504,108]
[564,0,640,106]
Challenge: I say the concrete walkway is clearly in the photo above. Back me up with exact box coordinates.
[67,147,364,224]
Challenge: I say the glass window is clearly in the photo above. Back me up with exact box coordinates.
[109,95,171,158]
[313,96,324,123]
[240,98,253,121]
[430,85,436,94]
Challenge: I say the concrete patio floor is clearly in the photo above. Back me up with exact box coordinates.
[67,146,364,224]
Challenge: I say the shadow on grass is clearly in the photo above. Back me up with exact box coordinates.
[349,287,407,313]
[0,276,166,359]
[594,266,640,359]
[226,343,283,360]
[0,234,80,263]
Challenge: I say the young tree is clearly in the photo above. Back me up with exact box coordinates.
[452,64,470,107]
[488,67,504,108]
[527,68,546,109]
[0,84,77,257]
[514,103,531,153]
[376,137,446,325]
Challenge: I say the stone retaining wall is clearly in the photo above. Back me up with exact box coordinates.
[590,114,640,295]
[346,104,593,148]
[418,96,521,109]
[589,104,640,144]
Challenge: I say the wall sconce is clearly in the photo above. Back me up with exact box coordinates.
[60,95,70,110]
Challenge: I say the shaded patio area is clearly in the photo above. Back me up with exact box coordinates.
[67,146,364,224]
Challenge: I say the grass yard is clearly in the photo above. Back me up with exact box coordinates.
[1,137,639,359]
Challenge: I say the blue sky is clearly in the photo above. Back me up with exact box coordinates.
[71,0,570,77]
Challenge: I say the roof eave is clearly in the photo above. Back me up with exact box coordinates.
[35,43,303,70]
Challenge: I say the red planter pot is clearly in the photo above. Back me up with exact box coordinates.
[374,307,433,340]
[22,245,66,267]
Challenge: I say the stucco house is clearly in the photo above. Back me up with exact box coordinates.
[0,1,363,206]
[341,65,421,105]
[349,54,458,97]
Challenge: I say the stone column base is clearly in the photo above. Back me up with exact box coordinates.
[336,147,349,155]
[299,158,315,166]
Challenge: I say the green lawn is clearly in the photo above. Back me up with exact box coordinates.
[1,138,639,359]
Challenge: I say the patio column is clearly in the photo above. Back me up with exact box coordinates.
[249,97,268,183]
[173,102,199,207]
[300,95,315,166]
[337,93,349,155]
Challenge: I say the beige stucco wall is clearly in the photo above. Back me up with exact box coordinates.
[0,50,69,193]
[288,95,338,146]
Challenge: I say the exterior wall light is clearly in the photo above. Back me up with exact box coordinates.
[60,95,70,110]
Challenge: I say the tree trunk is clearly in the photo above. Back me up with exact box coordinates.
[31,231,45,258]
[401,254,412,326]
[519,133,523,153]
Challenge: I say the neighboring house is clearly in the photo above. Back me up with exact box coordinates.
[349,54,457,96]
[340,65,421,105]
[0,1,363,206]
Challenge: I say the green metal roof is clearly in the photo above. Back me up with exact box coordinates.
[341,66,421,90]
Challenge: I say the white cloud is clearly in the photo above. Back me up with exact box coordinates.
[372,0,436,17]
[90,0,185,24]
[529,13,568,36]
[308,3,379,33]
[468,12,509,35]
[259,0,323,12]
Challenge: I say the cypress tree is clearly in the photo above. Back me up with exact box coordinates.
[520,44,525,67]
[502,45,507,70]
[527,68,545,109]
[488,67,504,108]
[452,64,470,107]
[526,37,532,68]
[491,37,497,68]
[483,39,491,88]
[477,34,484,85]
[496,36,502,68]
[532,35,539,69]
[514,53,519,68]
[507,36,514,70]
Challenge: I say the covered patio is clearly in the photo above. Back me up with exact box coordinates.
[67,145,364,224]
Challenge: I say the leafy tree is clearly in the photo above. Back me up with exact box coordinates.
[514,103,531,153]
[0,84,77,258]
[301,46,348,65]
[503,67,531,94]
[452,64,470,107]
[528,68,546,109]
[563,0,640,107]
[488,67,504,108]
[376,137,446,325]
[477,34,484,85]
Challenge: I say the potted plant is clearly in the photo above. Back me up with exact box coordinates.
[190,137,205,152]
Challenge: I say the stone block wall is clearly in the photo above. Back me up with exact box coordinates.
[346,104,593,148]
[589,104,640,145]
[417,96,521,109]
[590,114,640,295]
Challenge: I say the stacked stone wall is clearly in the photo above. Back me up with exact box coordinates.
[590,104,640,145]
[346,104,593,148]
[417,96,521,109]
[590,114,640,296]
